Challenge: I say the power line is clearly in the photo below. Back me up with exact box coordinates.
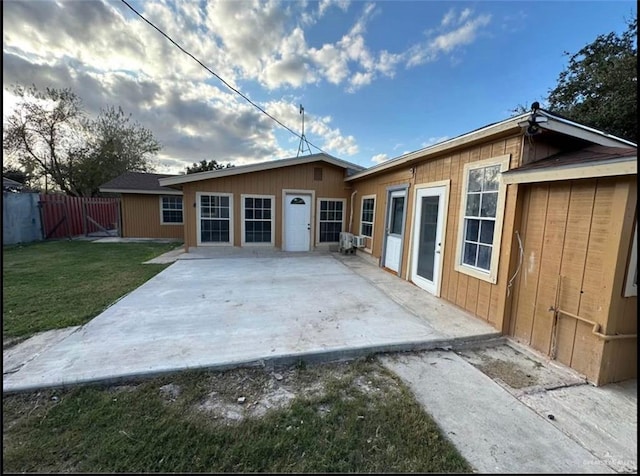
[120,0,328,155]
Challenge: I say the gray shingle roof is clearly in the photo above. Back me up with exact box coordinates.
[99,172,180,193]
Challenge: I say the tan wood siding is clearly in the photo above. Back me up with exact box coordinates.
[120,194,184,240]
[508,177,637,384]
[597,177,637,384]
[181,163,353,249]
[351,134,524,332]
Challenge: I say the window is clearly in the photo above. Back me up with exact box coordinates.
[318,199,344,243]
[242,195,274,245]
[455,154,510,283]
[160,196,183,224]
[624,221,637,297]
[360,196,375,238]
[198,193,233,244]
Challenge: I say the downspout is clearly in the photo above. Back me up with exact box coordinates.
[349,190,357,233]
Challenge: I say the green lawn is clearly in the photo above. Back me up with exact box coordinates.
[2,240,179,339]
[3,360,472,473]
[2,239,472,473]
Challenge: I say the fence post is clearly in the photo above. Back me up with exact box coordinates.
[37,199,45,240]
[65,200,72,239]
[116,199,122,237]
[82,200,88,237]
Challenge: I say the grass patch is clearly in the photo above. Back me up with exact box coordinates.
[2,240,179,339]
[2,359,472,473]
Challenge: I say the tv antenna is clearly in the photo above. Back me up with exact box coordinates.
[297,104,312,157]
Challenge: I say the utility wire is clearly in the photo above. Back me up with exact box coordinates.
[120,0,328,155]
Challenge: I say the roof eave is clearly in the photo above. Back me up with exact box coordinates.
[159,154,364,186]
[99,188,183,195]
[534,111,637,148]
[346,115,528,182]
[346,110,637,182]
[501,156,637,185]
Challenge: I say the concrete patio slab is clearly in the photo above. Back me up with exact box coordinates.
[3,248,635,473]
[3,254,492,393]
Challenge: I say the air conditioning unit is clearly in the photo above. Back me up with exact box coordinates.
[352,235,366,248]
[339,232,354,253]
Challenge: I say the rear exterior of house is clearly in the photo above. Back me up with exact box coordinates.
[346,110,637,386]
[100,113,636,386]
[150,154,364,252]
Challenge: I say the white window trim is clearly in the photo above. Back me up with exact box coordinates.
[159,195,184,225]
[241,194,275,247]
[624,221,637,297]
[196,192,234,246]
[360,195,376,253]
[316,198,346,244]
[454,154,511,284]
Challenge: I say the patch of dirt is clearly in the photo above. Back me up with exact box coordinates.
[457,343,584,391]
[471,356,540,389]
[152,359,406,426]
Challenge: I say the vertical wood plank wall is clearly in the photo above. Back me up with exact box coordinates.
[182,163,353,249]
[598,177,637,384]
[350,134,523,331]
[508,177,637,384]
[121,194,184,239]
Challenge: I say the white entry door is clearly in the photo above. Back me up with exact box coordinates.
[411,186,446,295]
[284,194,311,251]
[384,189,406,273]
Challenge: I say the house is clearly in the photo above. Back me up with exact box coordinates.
[3,176,26,193]
[345,108,636,386]
[99,108,637,386]
[99,171,185,240]
[100,154,365,249]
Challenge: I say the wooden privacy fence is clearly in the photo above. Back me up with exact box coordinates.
[39,194,121,239]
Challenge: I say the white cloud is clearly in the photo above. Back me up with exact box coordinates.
[441,9,456,27]
[406,8,492,67]
[428,14,492,54]
[371,153,389,164]
[2,1,497,173]
[421,136,450,147]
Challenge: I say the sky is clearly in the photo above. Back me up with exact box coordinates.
[2,0,637,174]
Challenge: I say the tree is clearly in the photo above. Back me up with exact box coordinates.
[186,159,234,174]
[3,85,86,195]
[547,16,637,143]
[72,107,160,196]
[3,85,161,196]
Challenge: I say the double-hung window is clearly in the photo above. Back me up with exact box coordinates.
[318,199,345,243]
[455,154,510,283]
[360,196,375,237]
[160,196,183,224]
[360,196,375,251]
[198,193,233,245]
[242,195,274,245]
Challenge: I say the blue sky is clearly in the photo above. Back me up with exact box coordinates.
[2,0,636,173]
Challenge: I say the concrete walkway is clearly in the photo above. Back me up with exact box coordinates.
[382,351,636,473]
